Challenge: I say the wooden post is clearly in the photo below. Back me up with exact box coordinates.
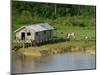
[23,40,25,49]
[31,40,33,47]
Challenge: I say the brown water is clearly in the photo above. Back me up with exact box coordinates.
[11,52,96,74]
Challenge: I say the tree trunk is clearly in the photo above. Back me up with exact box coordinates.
[54,3,57,16]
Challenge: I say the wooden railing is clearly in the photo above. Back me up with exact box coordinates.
[12,40,33,51]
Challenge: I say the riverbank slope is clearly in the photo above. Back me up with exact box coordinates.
[14,40,95,56]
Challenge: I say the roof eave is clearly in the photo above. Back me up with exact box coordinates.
[14,26,26,33]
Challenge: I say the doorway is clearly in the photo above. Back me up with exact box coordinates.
[21,32,25,40]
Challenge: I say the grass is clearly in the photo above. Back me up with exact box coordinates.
[54,26,95,39]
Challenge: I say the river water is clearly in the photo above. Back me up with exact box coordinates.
[11,52,96,74]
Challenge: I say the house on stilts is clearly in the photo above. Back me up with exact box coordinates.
[14,23,54,45]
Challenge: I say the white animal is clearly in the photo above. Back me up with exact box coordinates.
[85,36,89,40]
[67,32,75,39]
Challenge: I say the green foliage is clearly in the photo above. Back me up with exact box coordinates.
[12,1,96,24]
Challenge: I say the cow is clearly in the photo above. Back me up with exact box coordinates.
[66,32,75,39]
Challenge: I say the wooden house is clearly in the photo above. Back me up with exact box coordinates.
[14,23,54,44]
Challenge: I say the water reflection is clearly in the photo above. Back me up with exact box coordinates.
[11,52,95,74]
